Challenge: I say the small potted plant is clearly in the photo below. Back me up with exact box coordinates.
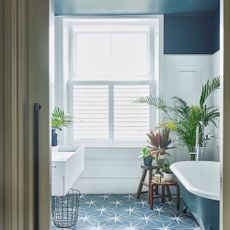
[147,128,174,165]
[139,147,153,166]
[51,107,73,146]
[160,161,174,181]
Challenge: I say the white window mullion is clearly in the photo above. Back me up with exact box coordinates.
[66,26,76,144]
[109,82,114,142]
[67,81,74,145]
[69,26,74,81]
[149,81,155,130]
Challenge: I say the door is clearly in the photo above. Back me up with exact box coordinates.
[26,0,51,229]
[2,0,230,229]
[221,0,230,229]
[0,0,4,228]
[1,0,51,229]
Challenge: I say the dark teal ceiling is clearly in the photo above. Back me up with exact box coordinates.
[55,0,219,16]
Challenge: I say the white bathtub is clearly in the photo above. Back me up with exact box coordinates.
[171,161,220,230]
[171,161,220,200]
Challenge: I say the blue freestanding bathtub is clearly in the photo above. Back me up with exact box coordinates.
[171,161,220,230]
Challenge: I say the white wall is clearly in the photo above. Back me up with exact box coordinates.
[73,146,144,193]
[211,51,221,161]
[161,52,220,162]
[72,52,220,194]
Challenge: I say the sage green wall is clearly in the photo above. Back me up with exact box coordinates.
[0,0,4,228]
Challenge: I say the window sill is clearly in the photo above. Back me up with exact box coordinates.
[73,141,146,148]
[85,145,144,148]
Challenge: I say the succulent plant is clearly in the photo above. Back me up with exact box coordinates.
[160,161,172,174]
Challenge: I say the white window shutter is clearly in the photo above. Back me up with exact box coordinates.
[72,85,109,140]
[114,85,150,140]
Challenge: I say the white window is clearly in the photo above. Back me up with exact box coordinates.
[56,18,160,145]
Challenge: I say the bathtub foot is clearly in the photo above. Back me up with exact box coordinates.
[173,207,189,216]
[174,207,190,217]
[182,207,188,214]
[182,207,195,219]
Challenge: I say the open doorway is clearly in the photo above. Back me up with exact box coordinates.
[49,1,221,230]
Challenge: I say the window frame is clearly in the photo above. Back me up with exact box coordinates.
[55,17,162,146]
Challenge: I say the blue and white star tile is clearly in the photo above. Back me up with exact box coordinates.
[52,194,199,230]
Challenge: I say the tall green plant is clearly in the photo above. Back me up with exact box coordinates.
[136,77,220,153]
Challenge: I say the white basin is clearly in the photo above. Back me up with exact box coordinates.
[52,145,85,196]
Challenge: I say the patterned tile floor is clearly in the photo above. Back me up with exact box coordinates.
[52,194,200,230]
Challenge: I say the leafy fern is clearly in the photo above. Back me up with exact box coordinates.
[51,107,73,130]
[200,76,220,108]
[135,96,170,113]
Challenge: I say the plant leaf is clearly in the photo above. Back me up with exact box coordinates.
[51,106,73,129]
[199,76,220,108]
[135,96,171,114]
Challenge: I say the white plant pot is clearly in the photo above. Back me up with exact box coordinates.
[163,172,174,182]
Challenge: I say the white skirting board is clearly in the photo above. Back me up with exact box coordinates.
[73,177,140,194]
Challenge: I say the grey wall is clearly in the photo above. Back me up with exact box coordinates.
[54,0,219,15]
[54,0,220,54]
[164,12,220,54]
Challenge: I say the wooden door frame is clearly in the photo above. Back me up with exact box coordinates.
[1,0,230,229]
[0,0,5,229]
[27,0,51,229]
[221,0,230,229]
[3,0,26,229]
[2,0,51,229]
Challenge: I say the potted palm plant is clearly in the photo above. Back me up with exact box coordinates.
[51,107,73,146]
[147,128,174,164]
[136,77,220,160]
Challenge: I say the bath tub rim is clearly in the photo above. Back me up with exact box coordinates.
[170,161,220,201]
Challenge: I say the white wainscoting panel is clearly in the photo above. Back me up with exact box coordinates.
[161,54,218,161]
[174,66,201,105]
[209,51,220,161]
[73,146,145,193]
[162,55,213,104]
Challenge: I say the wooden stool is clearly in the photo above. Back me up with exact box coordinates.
[149,179,180,211]
[136,165,160,202]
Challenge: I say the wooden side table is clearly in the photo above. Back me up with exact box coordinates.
[149,179,180,211]
[136,165,160,202]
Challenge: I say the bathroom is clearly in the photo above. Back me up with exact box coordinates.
[49,1,221,230]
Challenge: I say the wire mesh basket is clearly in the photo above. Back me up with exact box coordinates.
[52,189,80,228]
